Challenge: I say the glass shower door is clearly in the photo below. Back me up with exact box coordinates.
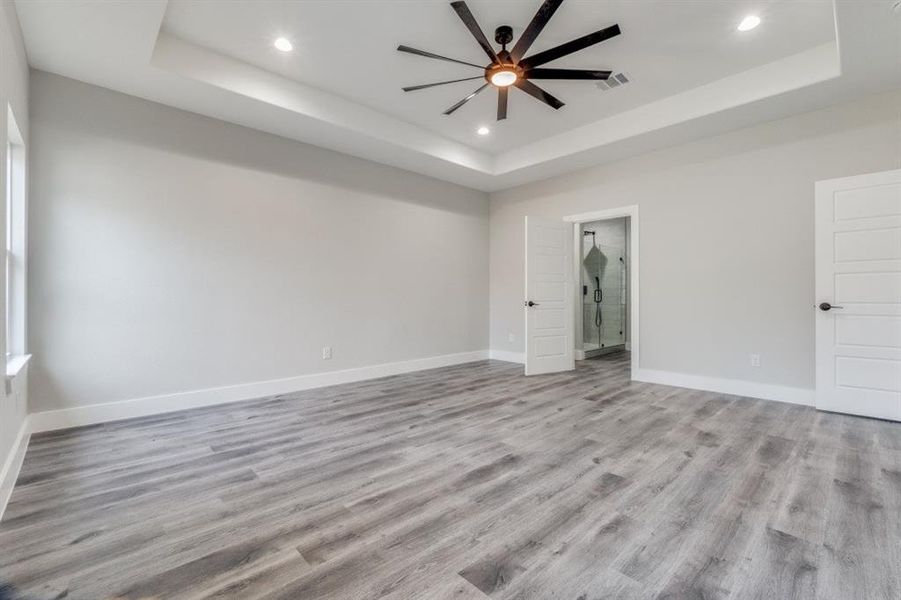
[598,243,626,349]
[581,238,604,352]
[582,240,626,352]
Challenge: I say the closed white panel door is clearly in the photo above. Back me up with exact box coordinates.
[525,216,574,376]
[815,169,901,421]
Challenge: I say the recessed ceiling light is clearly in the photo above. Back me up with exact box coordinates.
[737,15,761,32]
[274,37,293,52]
[477,126,490,136]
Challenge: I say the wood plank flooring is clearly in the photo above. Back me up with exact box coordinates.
[1,353,900,599]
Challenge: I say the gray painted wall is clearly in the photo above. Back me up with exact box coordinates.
[489,90,901,391]
[28,71,489,412]
[22,67,901,416]
[0,0,29,489]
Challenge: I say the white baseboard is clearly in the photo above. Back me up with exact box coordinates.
[29,350,490,433]
[0,416,30,522]
[24,350,814,438]
[633,368,815,407]
[489,349,525,364]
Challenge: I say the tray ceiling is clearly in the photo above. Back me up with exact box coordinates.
[14,1,901,190]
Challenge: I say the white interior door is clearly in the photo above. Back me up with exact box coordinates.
[525,216,574,376]
[815,169,901,421]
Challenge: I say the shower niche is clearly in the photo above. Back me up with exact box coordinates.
[579,218,628,357]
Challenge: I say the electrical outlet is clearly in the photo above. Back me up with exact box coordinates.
[508,333,516,343]
[322,346,332,360]
[750,353,761,368]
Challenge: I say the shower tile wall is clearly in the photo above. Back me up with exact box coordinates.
[582,218,627,350]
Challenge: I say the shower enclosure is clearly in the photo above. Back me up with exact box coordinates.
[581,218,627,355]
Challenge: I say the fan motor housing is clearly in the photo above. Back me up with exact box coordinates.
[494,25,514,46]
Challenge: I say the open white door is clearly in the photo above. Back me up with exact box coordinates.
[524,216,574,376]
[815,169,901,421]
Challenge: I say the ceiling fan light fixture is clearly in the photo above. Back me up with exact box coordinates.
[737,15,761,32]
[490,70,518,87]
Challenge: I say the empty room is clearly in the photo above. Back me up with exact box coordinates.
[1,0,900,598]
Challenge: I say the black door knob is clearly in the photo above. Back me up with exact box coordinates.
[526,301,539,307]
[818,302,844,311]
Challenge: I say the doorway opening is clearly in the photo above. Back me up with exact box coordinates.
[578,217,629,359]
[565,206,639,380]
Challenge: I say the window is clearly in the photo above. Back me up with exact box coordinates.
[6,140,11,354]
[5,106,26,362]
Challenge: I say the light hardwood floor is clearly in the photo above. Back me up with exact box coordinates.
[1,353,900,599]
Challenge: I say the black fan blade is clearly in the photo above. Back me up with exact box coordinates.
[397,45,484,69]
[525,68,611,80]
[509,0,564,64]
[444,83,490,115]
[450,1,498,63]
[514,79,564,109]
[497,87,508,121]
[403,76,484,92]
[518,24,621,69]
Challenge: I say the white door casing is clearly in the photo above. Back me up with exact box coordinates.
[815,169,901,421]
[564,206,640,381]
[525,216,574,376]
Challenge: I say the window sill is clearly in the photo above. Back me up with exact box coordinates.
[7,354,31,379]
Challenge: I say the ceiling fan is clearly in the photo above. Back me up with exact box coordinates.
[398,0,621,121]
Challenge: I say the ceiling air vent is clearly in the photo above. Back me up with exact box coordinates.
[597,73,630,91]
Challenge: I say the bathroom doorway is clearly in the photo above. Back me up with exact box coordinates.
[579,217,629,359]
[563,206,639,378]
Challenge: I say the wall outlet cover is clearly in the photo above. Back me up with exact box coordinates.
[322,346,333,360]
[750,353,761,368]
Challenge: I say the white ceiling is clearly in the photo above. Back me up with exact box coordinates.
[160,0,835,153]
[14,0,901,191]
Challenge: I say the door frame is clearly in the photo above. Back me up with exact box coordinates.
[564,206,640,380]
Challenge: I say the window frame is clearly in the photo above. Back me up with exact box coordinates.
[5,106,26,364]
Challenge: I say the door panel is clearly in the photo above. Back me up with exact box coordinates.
[835,272,901,303]
[836,315,901,348]
[525,216,574,375]
[836,357,901,392]
[816,169,901,421]
[834,227,901,262]
[535,307,565,329]
[834,184,901,219]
